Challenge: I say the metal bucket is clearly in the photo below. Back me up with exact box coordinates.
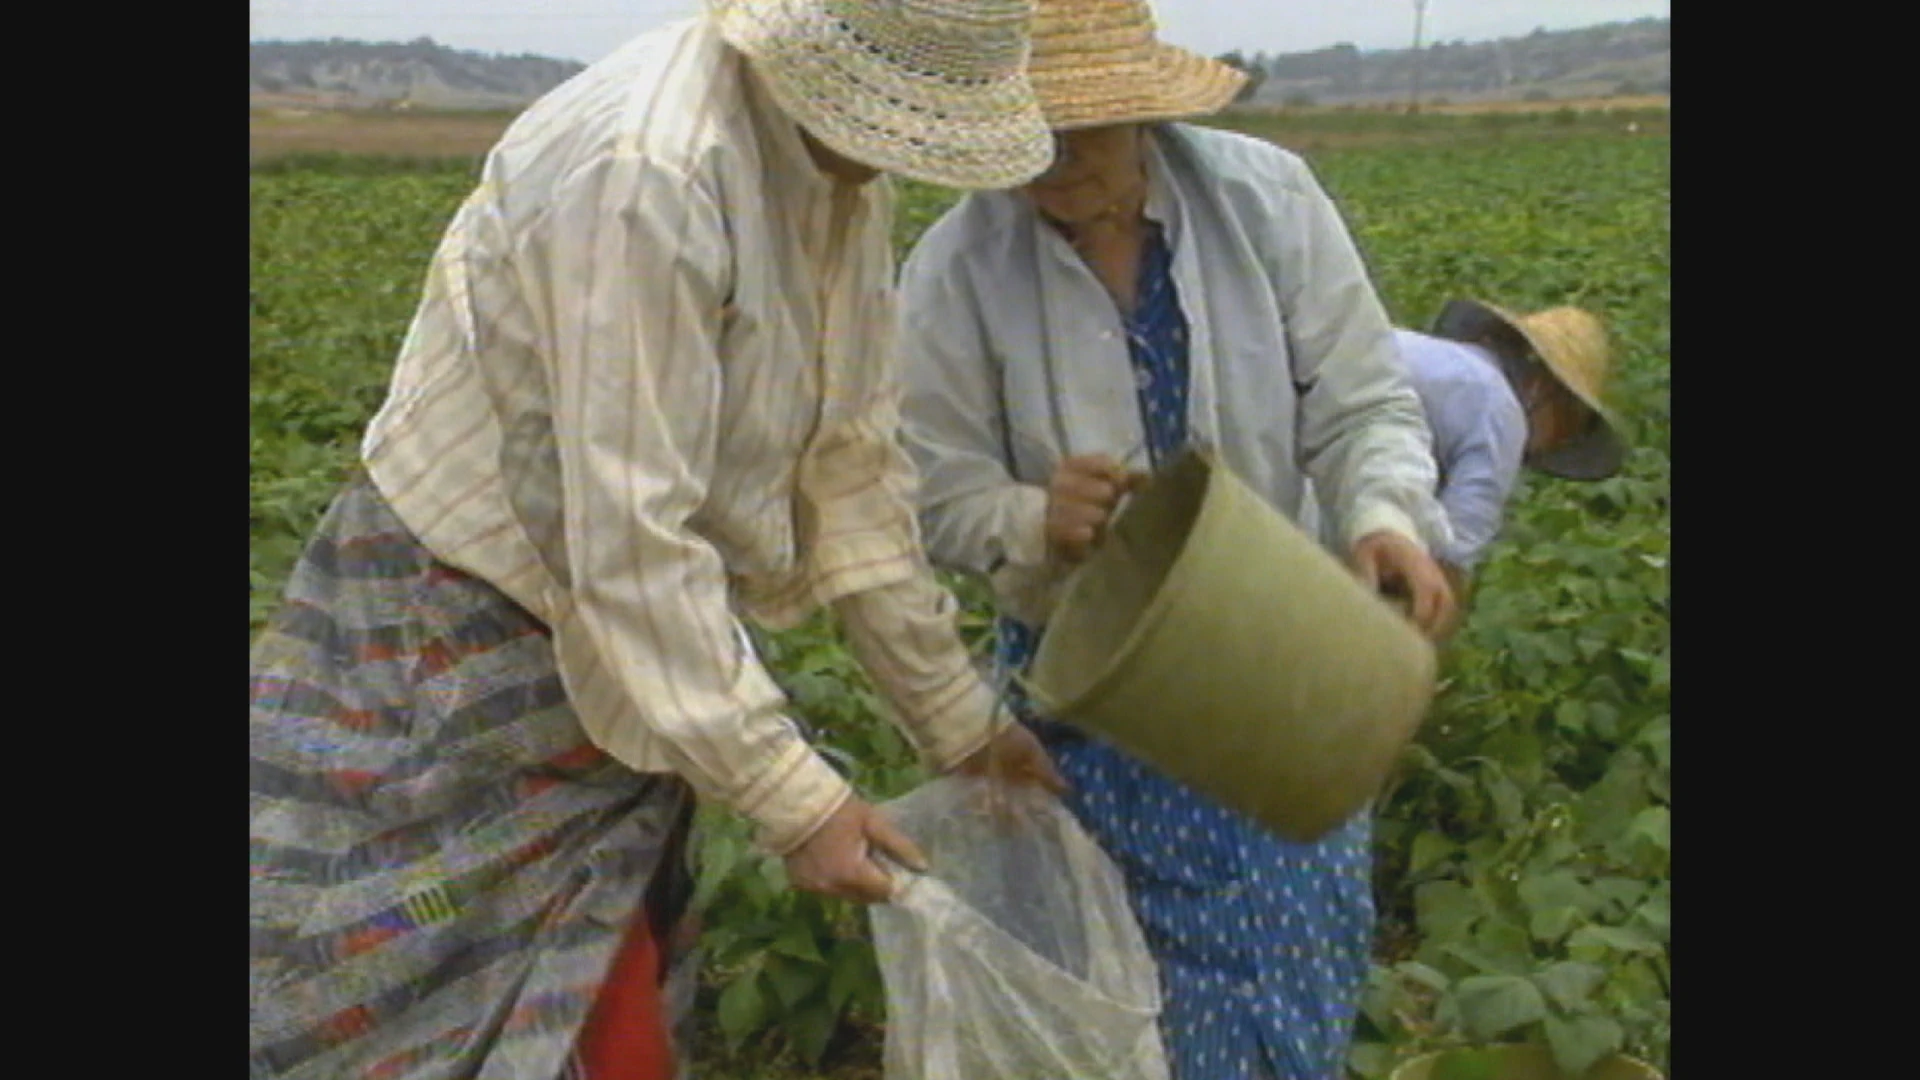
[1390,1044,1663,1080]
[1024,449,1437,843]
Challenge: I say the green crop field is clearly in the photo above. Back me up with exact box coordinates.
[250,118,1669,1079]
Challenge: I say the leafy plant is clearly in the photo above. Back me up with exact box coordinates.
[250,125,1669,1078]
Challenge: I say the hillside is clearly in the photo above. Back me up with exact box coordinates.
[1238,18,1670,107]
[250,37,585,110]
[249,17,1670,113]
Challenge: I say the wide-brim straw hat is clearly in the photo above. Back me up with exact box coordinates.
[709,0,1054,190]
[1433,299,1627,481]
[1025,0,1249,131]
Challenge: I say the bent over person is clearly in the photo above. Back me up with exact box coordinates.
[248,2,1067,1077]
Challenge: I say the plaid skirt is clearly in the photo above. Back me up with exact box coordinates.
[249,474,698,1080]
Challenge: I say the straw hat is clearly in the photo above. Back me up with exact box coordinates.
[1433,299,1626,480]
[1024,0,1249,131]
[709,0,1054,190]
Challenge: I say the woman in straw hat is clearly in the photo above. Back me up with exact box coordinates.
[248,3,1069,1078]
[1394,300,1626,615]
[896,1,1459,1077]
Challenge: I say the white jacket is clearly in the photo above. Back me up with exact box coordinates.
[898,122,1451,625]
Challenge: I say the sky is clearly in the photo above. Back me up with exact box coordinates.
[249,1,1671,66]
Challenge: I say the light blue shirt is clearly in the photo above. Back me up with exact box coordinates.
[1392,329,1528,569]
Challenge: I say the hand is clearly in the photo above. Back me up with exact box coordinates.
[784,796,928,905]
[1350,530,1457,641]
[952,722,1069,796]
[1046,454,1150,564]
[1434,562,1471,642]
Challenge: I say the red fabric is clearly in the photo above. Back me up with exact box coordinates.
[576,908,674,1080]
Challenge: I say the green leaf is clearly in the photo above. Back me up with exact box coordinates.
[1439,942,1511,976]
[1347,1040,1397,1079]
[770,921,826,964]
[1531,961,1606,1011]
[1585,702,1621,739]
[1481,767,1528,829]
[1544,1013,1625,1076]
[763,953,829,1011]
[1415,881,1482,941]
[1529,904,1582,943]
[788,1001,839,1065]
[1394,960,1451,992]
[692,831,745,914]
[1635,894,1671,939]
[1628,806,1671,852]
[1518,869,1595,917]
[1590,876,1648,915]
[716,974,768,1048]
[1431,1050,1501,1080]
[1638,716,1671,771]
[759,856,790,892]
[1574,760,1646,845]
[1472,918,1536,976]
[827,940,873,1014]
[1567,924,1662,957]
[1454,974,1548,1040]
[1410,831,1458,876]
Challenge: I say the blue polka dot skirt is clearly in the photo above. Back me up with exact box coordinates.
[997,224,1374,1080]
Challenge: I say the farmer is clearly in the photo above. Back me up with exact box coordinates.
[895,1,1456,1077]
[247,2,1068,1078]
[1393,299,1626,623]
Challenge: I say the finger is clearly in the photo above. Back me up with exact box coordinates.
[1087,457,1132,487]
[865,812,930,874]
[1058,502,1111,530]
[1058,475,1120,509]
[1057,456,1121,492]
[1412,577,1440,633]
[1436,580,1459,638]
[998,731,1069,795]
[1027,750,1069,795]
[840,858,898,905]
[1352,547,1381,590]
[1067,453,1127,480]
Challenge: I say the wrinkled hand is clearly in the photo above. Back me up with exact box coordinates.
[784,796,927,905]
[1350,530,1457,641]
[1434,562,1471,642]
[1046,454,1150,565]
[952,722,1069,795]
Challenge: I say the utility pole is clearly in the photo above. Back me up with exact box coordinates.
[1409,0,1430,113]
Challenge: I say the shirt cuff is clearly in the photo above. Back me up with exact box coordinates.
[905,671,1012,773]
[999,484,1052,569]
[988,484,1068,624]
[738,738,856,857]
[1344,501,1426,555]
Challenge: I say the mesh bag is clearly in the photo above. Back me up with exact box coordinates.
[868,776,1170,1080]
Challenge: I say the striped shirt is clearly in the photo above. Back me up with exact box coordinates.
[359,16,1003,857]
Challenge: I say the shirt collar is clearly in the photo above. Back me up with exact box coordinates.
[1141,127,1182,248]
[739,56,834,200]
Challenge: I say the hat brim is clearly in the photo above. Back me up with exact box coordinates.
[714,5,1054,190]
[1036,43,1248,132]
[1431,298,1514,348]
[1529,423,1625,481]
[1433,299,1626,479]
